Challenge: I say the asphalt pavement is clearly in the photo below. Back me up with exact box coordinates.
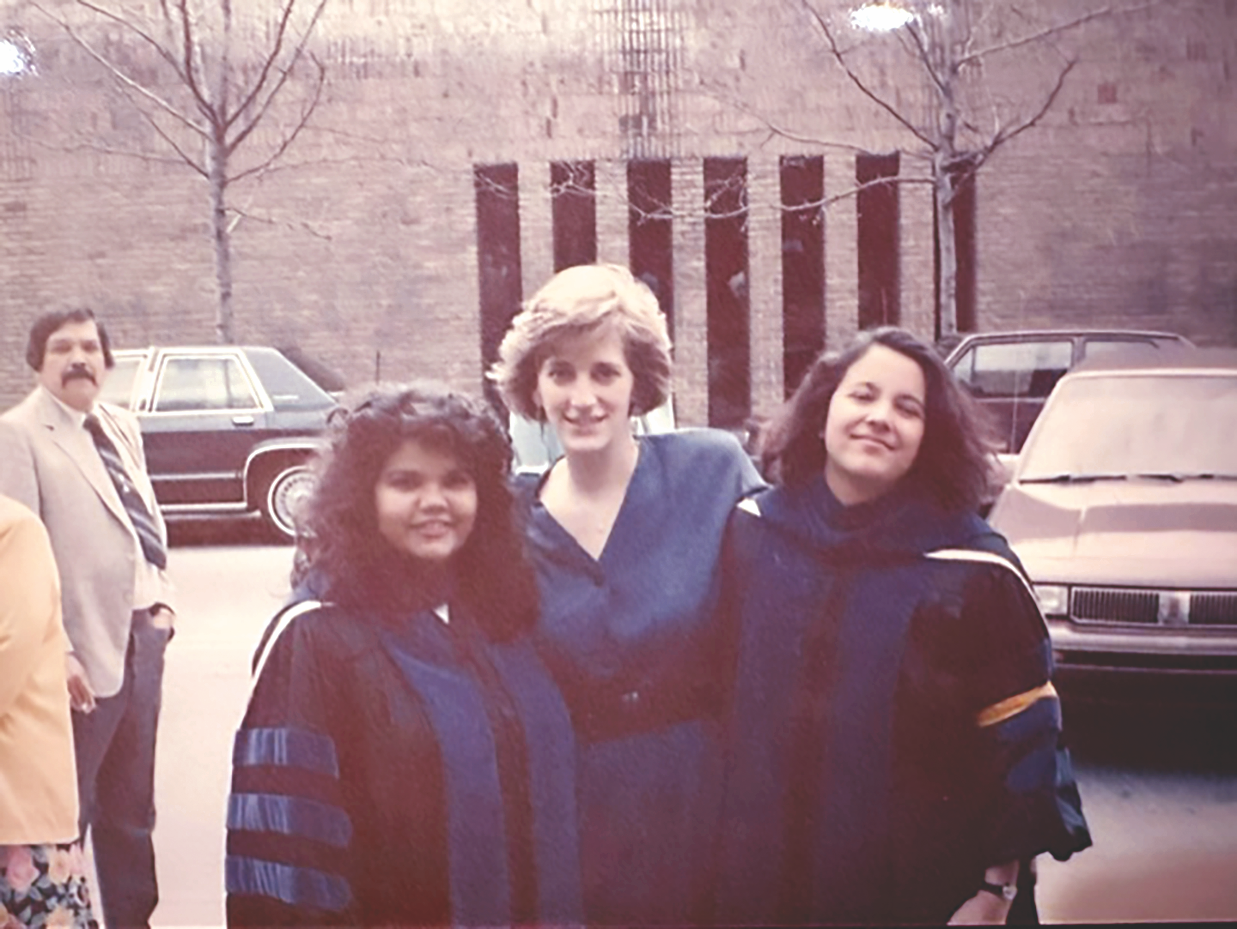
[127,519,1237,927]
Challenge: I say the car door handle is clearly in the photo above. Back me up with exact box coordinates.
[231,415,256,427]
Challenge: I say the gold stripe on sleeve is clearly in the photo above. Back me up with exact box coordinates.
[976,681,1058,728]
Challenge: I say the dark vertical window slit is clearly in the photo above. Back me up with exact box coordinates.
[551,160,597,271]
[856,152,900,331]
[780,155,825,396]
[474,163,522,414]
[704,157,750,429]
[628,158,674,337]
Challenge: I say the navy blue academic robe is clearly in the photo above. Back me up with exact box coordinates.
[519,428,764,925]
[715,478,1091,925]
[225,600,583,927]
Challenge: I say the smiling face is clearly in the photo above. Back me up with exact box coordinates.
[38,318,108,413]
[374,438,478,565]
[533,323,637,459]
[821,343,927,505]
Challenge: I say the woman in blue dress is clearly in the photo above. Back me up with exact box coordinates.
[491,264,764,924]
[715,328,1091,925]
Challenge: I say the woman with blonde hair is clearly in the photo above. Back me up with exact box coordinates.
[492,264,764,924]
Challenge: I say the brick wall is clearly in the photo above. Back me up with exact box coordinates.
[1,0,1234,417]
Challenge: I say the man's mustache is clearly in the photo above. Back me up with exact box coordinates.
[62,366,97,386]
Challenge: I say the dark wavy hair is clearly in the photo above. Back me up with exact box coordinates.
[27,308,115,371]
[759,327,995,512]
[294,383,537,642]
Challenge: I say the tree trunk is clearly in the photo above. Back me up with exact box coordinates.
[934,0,962,339]
[936,159,958,338]
[209,135,234,344]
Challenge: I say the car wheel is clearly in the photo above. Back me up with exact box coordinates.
[262,463,315,541]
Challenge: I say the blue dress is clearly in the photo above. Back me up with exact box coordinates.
[518,429,764,924]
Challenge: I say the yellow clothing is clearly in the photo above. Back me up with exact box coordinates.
[0,495,79,845]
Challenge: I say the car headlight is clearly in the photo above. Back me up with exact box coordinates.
[1033,584,1070,618]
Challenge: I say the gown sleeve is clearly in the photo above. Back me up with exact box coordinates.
[725,430,766,498]
[954,558,1092,868]
[225,606,359,927]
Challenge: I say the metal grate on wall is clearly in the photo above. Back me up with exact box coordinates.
[595,0,684,160]
[1,82,35,182]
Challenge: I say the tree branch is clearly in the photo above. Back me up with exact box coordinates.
[702,88,876,155]
[226,205,333,240]
[64,0,187,82]
[903,20,949,97]
[230,54,326,181]
[136,107,209,176]
[227,0,295,127]
[35,3,210,138]
[227,0,329,134]
[170,0,212,120]
[18,130,194,169]
[799,0,936,147]
[958,2,1158,68]
[976,58,1077,167]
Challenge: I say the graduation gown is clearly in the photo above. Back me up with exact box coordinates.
[715,477,1091,925]
[225,599,583,927]
[519,428,764,924]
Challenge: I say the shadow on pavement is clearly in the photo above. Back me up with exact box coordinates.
[1062,695,1237,774]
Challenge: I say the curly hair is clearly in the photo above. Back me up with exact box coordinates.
[294,383,537,642]
[759,327,996,513]
[489,263,673,419]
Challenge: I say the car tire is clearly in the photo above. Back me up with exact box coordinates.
[261,463,315,541]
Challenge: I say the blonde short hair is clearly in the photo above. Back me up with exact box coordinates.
[490,264,673,419]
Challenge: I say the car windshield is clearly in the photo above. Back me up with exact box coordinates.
[1018,373,1237,482]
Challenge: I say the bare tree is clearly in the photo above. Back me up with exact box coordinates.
[798,0,1151,337]
[35,0,329,343]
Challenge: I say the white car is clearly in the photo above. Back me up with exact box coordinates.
[989,348,1237,696]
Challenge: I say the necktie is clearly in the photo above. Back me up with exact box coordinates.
[84,413,168,570]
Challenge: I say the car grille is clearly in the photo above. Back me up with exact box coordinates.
[1071,587,1237,628]
[1191,593,1237,626]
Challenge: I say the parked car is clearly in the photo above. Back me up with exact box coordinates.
[988,347,1237,691]
[99,345,338,539]
[943,328,1193,453]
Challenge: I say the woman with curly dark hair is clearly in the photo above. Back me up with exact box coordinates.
[225,384,582,927]
[714,328,1090,925]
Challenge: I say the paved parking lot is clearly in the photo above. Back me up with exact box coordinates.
[132,526,1237,927]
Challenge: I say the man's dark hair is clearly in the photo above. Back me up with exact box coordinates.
[26,308,115,371]
[758,326,996,513]
[294,382,538,642]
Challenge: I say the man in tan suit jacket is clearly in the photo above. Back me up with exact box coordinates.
[0,308,175,929]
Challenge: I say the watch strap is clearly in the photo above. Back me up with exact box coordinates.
[979,879,1017,902]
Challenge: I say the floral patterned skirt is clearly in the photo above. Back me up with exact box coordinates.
[0,843,97,929]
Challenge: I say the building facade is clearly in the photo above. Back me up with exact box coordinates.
[1,0,1234,424]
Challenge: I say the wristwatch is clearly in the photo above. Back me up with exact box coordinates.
[980,879,1017,902]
